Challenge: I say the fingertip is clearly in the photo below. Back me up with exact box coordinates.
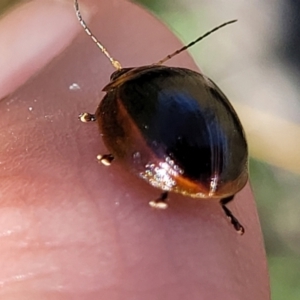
[0,1,270,299]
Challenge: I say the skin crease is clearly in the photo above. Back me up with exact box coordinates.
[0,0,270,299]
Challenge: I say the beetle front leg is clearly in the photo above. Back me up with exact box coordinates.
[79,112,96,123]
[97,154,114,166]
[149,191,169,209]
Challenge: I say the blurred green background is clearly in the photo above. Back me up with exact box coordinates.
[1,0,300,299]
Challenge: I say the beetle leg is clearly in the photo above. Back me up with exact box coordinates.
[220,196,245,235]
[97,154,114,166]
[79,112,96,122]
[149,191,169,209]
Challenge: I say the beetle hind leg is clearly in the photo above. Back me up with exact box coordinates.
[97,154,114,166]
[220,195,245,235]
[79,112,96,122]
[149,191,169,209]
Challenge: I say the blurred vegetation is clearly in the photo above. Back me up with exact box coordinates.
[1,0,299,299]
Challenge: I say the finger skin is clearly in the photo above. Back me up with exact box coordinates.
[0,0,270,299]
[0,0,85,99]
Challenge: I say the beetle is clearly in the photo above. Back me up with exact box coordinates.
[74,0,248,234]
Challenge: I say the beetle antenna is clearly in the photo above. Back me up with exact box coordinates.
[156,19,237,65]
[74,0,122,70]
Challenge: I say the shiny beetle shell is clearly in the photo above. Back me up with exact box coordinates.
[96,65,248,199]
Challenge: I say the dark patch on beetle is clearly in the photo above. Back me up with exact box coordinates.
[107,66,247,185]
